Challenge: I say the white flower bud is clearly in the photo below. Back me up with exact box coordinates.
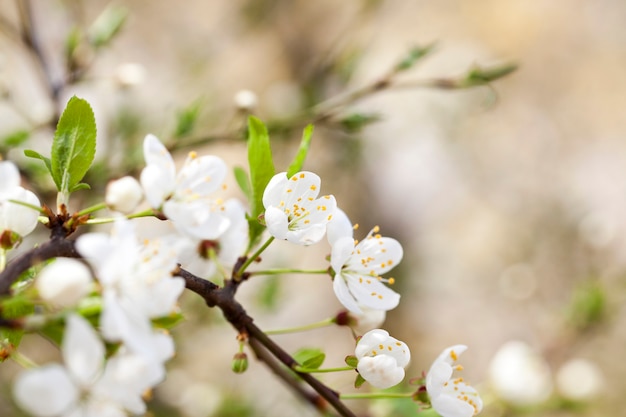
[234,89,258,111]
[488,340,553,405]
[114,63,146,88]
[106,176,143,213]
[36,258,93,307]
[556,358,604,401]
[355,329,410,389]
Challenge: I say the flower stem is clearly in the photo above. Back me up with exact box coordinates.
[340,392,414,400]
[8,199,45,214]
[236,236,274,276]
[249,268,328,277]
[76,202,107,217]
[293,365,354,373]
[85,208,156,225]
[264,317,336,335]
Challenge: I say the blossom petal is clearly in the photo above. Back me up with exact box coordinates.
[0,161,20,193]
[262,172,289,208]
[176,155,226,197]
[333,275,362,314]
[264,206,289,240]
[345,274,400,311]
[346,236,403,275]
[163,200,230,239]
[327,207,353,246]
[0,187,40,236]
[330,236,355,273]
[431,394,477,417]
[357,355,405,389]
[63,314,105,386]
[13,364,78,417]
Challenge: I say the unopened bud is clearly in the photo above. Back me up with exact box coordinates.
[232,352,248,374]
[36,258,93,308]
[105,176,143,213]
[234,90,258,111]
[114,63,146,88]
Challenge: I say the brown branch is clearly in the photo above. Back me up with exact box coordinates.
[0,237,80,295]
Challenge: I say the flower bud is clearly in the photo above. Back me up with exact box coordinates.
[348,308,386,335]
[105,176,143,213]
[231,352,248,374]
[36,258,93,308]
[233,90,258,111]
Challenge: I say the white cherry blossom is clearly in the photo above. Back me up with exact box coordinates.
[13,314,171,417]
[331,226,402,313]
[177,198,248,279]
[347,307,386,336]
[262,171,336,245]
[140,134,230,240]
[0,161,40,241]
[426,345,483,417]
[76,218,184,356]
[355,329,410,389]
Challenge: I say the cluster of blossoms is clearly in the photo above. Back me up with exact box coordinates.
[3,131,482,417]
[261,164,482,416]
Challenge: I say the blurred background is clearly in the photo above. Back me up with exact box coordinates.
[1,0,625,416]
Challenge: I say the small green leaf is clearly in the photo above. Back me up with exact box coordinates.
[394,43,436,72]
[24,149,52,176]
[345,355,358,368]
[247,116,275,246]
[174,100,202,138]
[339,113,381,133]
[233,166,252,200]
[152,312,185,329]
[51,96,97,194]
[293,348,326,370]
[88,5,128,48]
[2,130,30,148]
[354,373,366,388]
[257,275,281,310]
[464,62,519,86]
[69,182,91,192]
[0,295,35,361]
[286,124,313,178]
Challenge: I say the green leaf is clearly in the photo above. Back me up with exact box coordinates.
[152,312,185,329]
[88,5,128,48]
[24,149,53,177]
[293,347,326,370]
[344,355,358,368]
[51,96,97,194]
[233,166,252,201]
[464,62,519,86]
[0,295,35,362]
[354,373,366,388]
[394,43,436,72]
[2,130,30,148]
[339,113,381,133]
[69,182,91,192]
[286,124,314,178]
[247,116,275,246]
[174,100,202,138]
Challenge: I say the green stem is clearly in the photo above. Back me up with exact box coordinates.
[265,317,336,335]
[76,202,107,217]
[249,268,328,277]
[294,365,354,373]
[85,208,156,225]
[340,392,414,400]
[8,199,45,214]
[236,236,274,277]
[2,339,37,369]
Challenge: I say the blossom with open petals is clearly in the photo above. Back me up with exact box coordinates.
[13,314,171,417]
[426,345,483,417]
[177,198,248,279]
[330,226,402,313]
[262,171,336,245]
[0,161,40,244]
[140,134,229,239]
[355,329,410,389]
[76,218,183,356]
